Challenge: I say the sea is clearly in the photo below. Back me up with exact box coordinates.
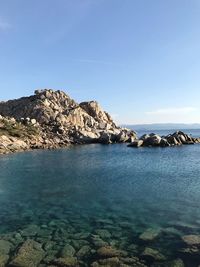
[0,129,200,266]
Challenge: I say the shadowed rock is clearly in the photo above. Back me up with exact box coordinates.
[128,139,143,147]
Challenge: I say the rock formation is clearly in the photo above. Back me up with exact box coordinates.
[0,89,137,154]
[1,89,199,154]
[128,131,200,148]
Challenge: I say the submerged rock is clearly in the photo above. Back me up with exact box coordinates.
[182,235,200,246]
[0,239,12,266]
[43,251,58,265]
[73,232,90,239]
[121,257,147,267]
[139,228,161,241]
[95,229,111,239]
[97,246,121,258]
[10,239,45,267]
[0,239,12,255]
[20,224,40,237]
[91,235,108,248]
[52,257,78,267]
[169,259,185,267]
[60,244,76,257]
[180,246,200,255]
[92,256,147,267]
[76,245,91,258]
[141,247,166,261]
[71,239,89,250]
[0,254,9,267]
[98,257,120,265]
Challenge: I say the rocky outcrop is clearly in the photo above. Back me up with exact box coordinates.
[1,89,199,154]
[128,131,200,148]
[0,89,137,154]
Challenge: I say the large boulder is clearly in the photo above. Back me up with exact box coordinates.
[139,228,161,241]
[73,129,100,144]
[10,239,45,267]
[140,134,150,140]
[128,130,200,149]
[128,140,144,147]
[143,134,161,146]
[171,131,194,145]
[98,132,112,144]
[160,138,170,147]
[80,101,116,127]
[166,135,181,146]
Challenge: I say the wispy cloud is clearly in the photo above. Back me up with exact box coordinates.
[146,107,198,115]
[0,18,11,31]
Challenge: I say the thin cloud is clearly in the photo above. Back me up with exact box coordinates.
[0,18,11,31]
[146,107,198,115]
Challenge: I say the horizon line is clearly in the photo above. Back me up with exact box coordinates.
[120,122,200,126]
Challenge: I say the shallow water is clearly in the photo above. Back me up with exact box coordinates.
[1,141,200,266]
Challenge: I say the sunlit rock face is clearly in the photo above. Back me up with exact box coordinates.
[0,89,137,153]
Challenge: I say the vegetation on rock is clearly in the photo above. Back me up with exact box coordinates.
[0,89,136,154]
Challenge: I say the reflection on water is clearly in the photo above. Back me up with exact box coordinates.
[0,143,200,266]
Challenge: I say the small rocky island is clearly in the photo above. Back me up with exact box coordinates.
[128,131,200,148]
[0,89,136,154]
[0,89,199,154]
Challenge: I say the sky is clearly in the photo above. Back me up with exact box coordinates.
[0,0,200,124]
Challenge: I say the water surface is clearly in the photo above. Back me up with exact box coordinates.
[1,136,200,266]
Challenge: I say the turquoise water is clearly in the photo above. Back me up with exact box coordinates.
[1,133,200,266]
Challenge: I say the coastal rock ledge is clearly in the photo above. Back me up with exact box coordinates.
[128,131,200,148]
[0,89,137,154]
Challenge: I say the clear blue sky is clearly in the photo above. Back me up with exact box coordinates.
[0,0,200,124]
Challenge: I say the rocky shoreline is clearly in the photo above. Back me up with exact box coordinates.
[128,131,200,148]
[0,89,200,155]
[0,89,136,154]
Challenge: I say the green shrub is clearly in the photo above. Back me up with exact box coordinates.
[0,120,40,138]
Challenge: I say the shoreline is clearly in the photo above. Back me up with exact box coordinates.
[0,89,200,155]
[1,131,200,156]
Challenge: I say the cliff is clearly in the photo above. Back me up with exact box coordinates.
[0,89,136,154]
